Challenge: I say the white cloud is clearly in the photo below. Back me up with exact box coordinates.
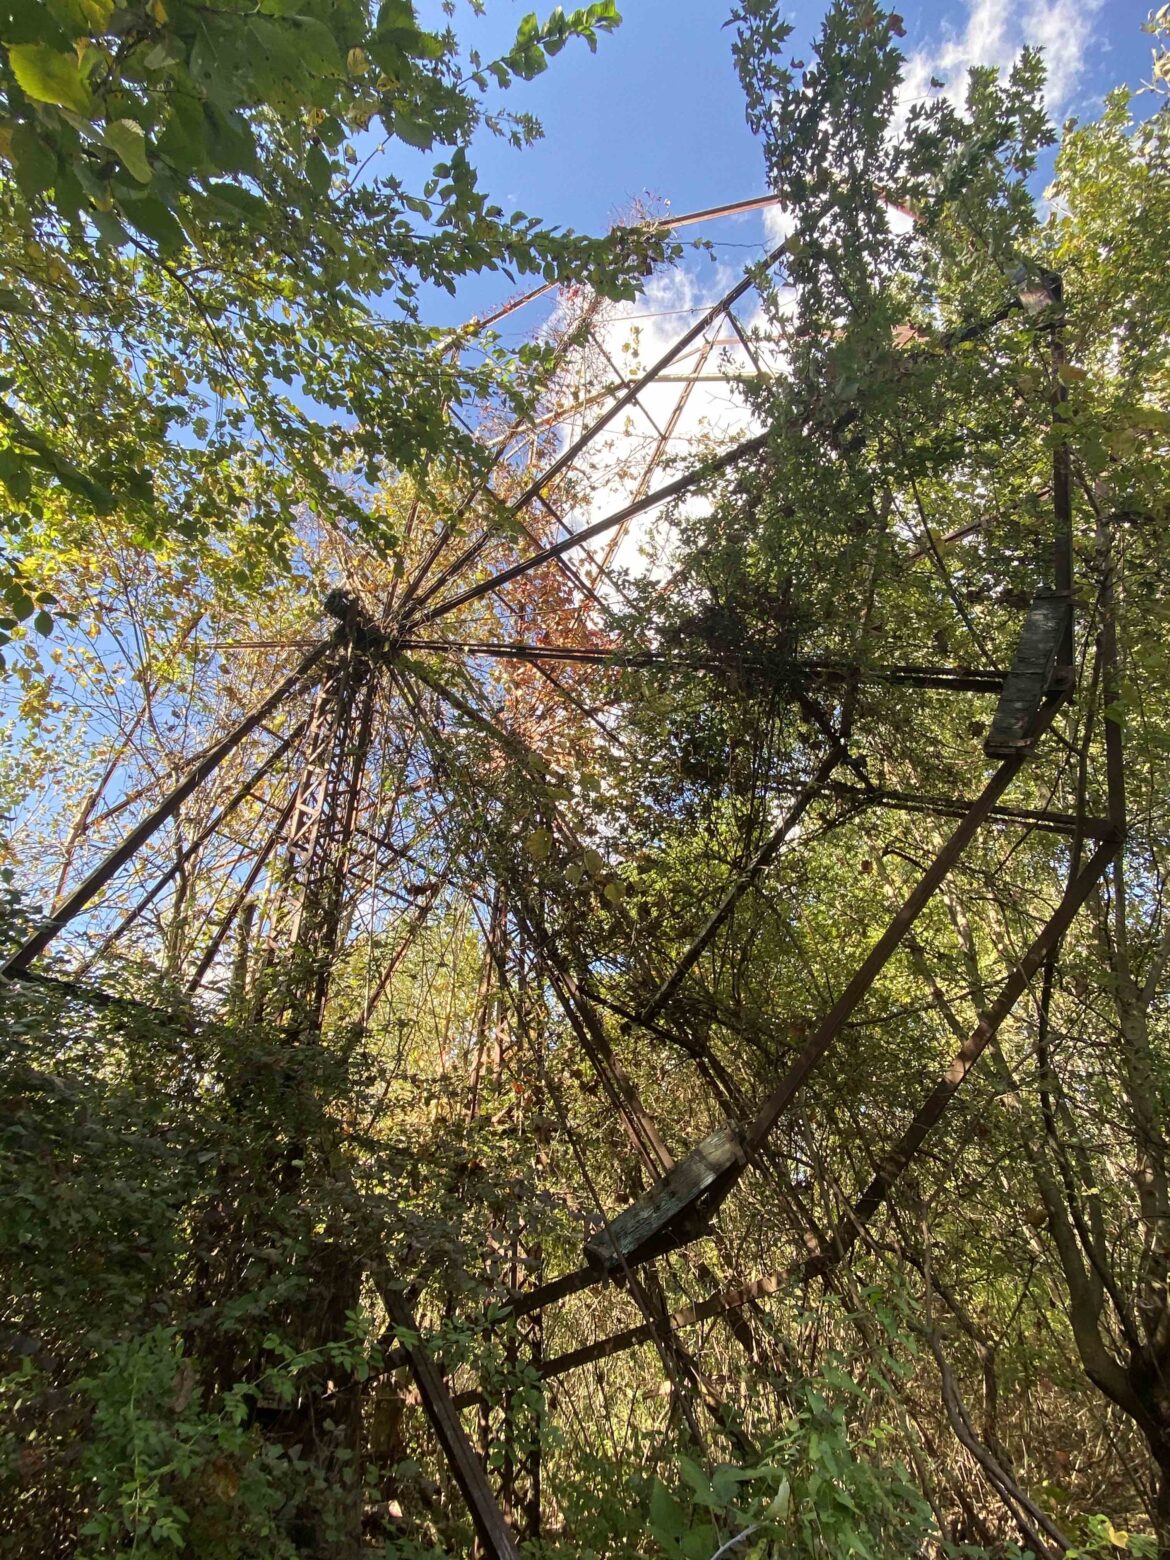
[543,0,1110,588]
[532,260,770,581]
[762,203,796,249]
[900,0,1105,122]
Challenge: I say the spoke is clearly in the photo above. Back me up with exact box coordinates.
[406,247,787,615]
[406,431,768,628]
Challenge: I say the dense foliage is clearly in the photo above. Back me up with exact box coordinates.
[3,2,1170,1558]
[0,0,667,641]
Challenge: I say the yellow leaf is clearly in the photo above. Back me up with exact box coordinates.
[525,827,551,863]
[7,43,93,114]
[149,0,168,22]
[347,45,368,75]
[79,0,115,26]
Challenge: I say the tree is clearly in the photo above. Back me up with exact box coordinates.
[4,1,1170,1556]
[0,0,669,649]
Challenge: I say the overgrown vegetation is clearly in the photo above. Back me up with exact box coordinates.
[3,1,1170,1556]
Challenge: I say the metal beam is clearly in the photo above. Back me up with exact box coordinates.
[408,245,786,615]
[746,738,1048,1150]
[375,1283,520,1557]
[823,835,1122,1267]
[2,639,333,978]
[408,432,768,627]
[638,749,843,1029]
[396,637,1005,692]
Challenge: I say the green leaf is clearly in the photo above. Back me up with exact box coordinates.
[155,93,207,174]
[678,1455,715,1507]
[202,104,259,177]
[7,42,93,113]
[525,827,551,862]
[392,113,434,150]
[9,122,57,198]
[281,14,344,76]
[103,119,152,183]
[0,287,33,316]
[120,193,185,253]
[255,13,343,81]
[648,1479,686,1543]
[511,43,548,79]
[376,0,417,28]
[0,448,33,498]
[765,1476,791,1523]
[681,1528,719,1560]
[203,180,267,223]
[247,16,314,105]
[89,203,129,248]
[403,30,444,59]
[305,142,330,194]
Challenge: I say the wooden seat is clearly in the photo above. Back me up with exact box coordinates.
[983,590,1072,759]
[584,1125,747,1276]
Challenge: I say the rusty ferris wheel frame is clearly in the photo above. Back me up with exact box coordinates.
[0,193,1125,1556]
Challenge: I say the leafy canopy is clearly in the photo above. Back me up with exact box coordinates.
[0,0,669,647]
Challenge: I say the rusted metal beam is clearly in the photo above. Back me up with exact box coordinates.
[75,717,310,976]
[452,193,787,342]
[587,337,719,594]
[638,749,843,1029]
[393,293,609,621]
[443,1267,795,1409]
[826,783,1120,841]
[1047,275,1076,675]
[2,639,333,978]
[379,1264,598,1377]
[408,431,767,628]
[408,246,787,615]
[585,324,669,441]
[184,788,301,994]
[747,734,1053,1150]
[359,871,453,1031]
[445,406,616,618]
[376,1287,520,1558]
[396,638,1004,692]
[823,835,1122,1267]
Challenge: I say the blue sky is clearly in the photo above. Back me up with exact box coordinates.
[409,0,1156,327]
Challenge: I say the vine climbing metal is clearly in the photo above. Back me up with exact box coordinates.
[0,196,1124,1556]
